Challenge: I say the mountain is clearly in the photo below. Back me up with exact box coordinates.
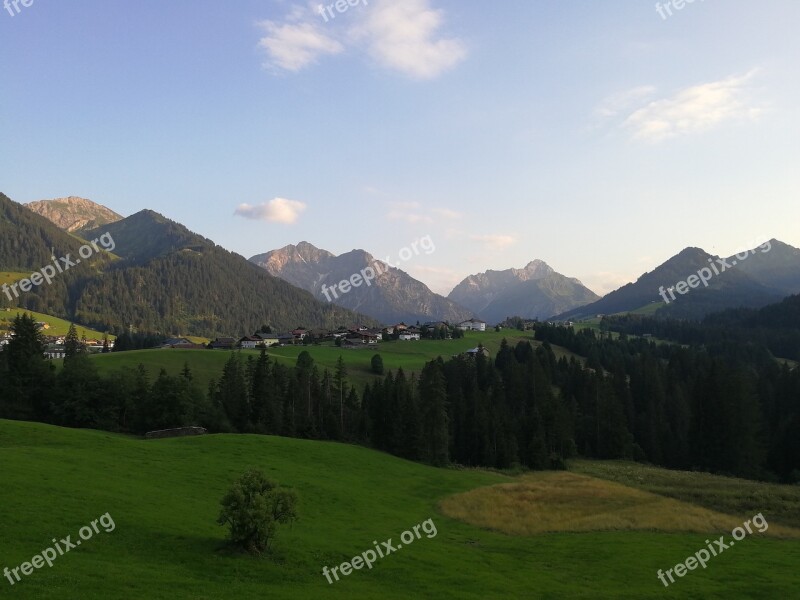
[0,193,115,317]
[83,209,210,264]
[1,192,373,336]
[448,260,600,323]
[25,197,123,234]
[557,242,799,321]
[734,239,800,295]
[250,242,474,324]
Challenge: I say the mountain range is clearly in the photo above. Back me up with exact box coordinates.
[7,195,800,332]
[250,242,474,324]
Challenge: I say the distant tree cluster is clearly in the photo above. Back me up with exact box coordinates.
[207,352,362,440]
[362,343,573,469]
[603,294,800,361]
[534,323,800,482]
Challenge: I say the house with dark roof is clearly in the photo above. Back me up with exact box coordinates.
[255,332,280,347]
[210,337,237,350]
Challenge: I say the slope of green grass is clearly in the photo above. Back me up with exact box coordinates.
[0,308,113,340]
[1,420,798,599]
[628,302,667,316]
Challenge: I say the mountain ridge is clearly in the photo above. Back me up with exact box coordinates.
[556,240,799,320]
[251,242,474,324]
[448,260,600,323]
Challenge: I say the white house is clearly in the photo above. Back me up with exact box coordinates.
[399,331,421,341]
[239,336,262,349]
[458,318,487,332]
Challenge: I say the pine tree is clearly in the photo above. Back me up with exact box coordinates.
[64,323,83,360]
[1,314,54,420]
[334,356,347,435]
[419,361,449,466]
[217,354,250,432]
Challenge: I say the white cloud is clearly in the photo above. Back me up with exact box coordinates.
[388,211,433,224]
[595,86,657,119]
[234,198,307,224]
[257,13,343,72]
[386,202,463,224]
[257,0,466,79]
[622,71,762,142]
[432,207,463,220]
[354,0,467,80]
[469,234,517,251]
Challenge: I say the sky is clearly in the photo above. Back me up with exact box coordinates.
[2,0,799,296]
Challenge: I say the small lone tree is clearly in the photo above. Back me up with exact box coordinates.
[217,468,297,554]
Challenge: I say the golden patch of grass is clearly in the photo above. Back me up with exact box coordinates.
[0,271,27,284]
[439,471,800,538]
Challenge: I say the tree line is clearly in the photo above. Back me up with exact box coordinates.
[1,313,798,483]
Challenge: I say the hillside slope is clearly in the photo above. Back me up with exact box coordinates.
[2,419,798,599]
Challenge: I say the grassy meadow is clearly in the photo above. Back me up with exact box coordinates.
[1,419,799,599]
[57,330,553,391]
[0,271,28,287]
[0,308,112,340]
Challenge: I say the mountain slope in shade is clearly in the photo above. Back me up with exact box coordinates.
[84,209,210,265]
[25,197,123,234]
[251,242,474,324]
[448,260,600,323]
[733,239,800,295]
[557,243,795,321]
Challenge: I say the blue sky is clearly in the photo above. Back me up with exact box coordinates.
[2,0,798,295]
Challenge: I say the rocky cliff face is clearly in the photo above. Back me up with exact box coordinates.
[25,197,123,233]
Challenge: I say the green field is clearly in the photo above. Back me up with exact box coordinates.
[70,331,540,391]
[1,419,798,599]
[628,302,667,316]
[0,309,113,340]
[0,271,28,287]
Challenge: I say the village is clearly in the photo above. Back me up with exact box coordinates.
[0,315,490,358]
[161,318,489,351]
